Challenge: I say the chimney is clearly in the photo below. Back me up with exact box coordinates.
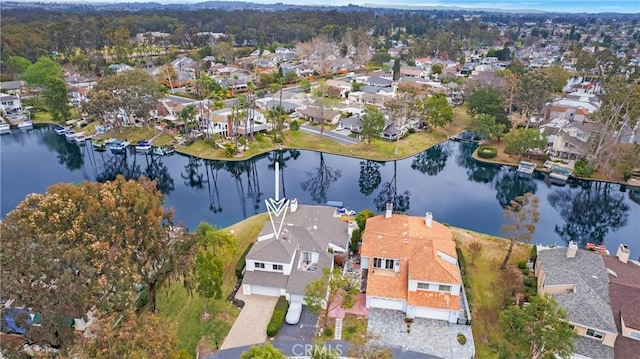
[385,203,393,219]
[616,244,630,264]
[566,241,578,258]
[290,197,298,213]
[425,212,433,228]
[347,221,355,238]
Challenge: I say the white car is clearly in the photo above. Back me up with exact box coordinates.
[285,301,303,325]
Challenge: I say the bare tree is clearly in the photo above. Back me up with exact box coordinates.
[500,193,540,269]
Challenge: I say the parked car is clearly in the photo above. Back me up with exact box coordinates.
[285,301,303,325]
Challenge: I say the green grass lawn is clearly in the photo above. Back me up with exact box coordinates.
[451,228,531,359]
[157,213,268,357]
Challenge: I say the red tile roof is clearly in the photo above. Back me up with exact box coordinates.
[361,214,461,309]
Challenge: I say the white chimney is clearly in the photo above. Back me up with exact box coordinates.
[425,212,433,228]
[290,197,298,213]
[616,244,630,264]
[385,203,393,219]
[347,221,355,238]
[566,241,578,258]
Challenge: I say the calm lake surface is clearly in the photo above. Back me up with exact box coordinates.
[2,125,639,256]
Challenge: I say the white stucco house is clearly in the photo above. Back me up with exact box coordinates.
[241,200,350,303]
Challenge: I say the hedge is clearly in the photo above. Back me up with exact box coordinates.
[477,145,497,159]
[266,296,288,337]
[235,243,255,279]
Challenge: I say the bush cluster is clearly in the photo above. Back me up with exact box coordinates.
[477,145,497,159]
[266,296,288,337]
[456,246,472,305]
[235,243,255,279]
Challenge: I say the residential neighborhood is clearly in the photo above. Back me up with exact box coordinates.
[1,1,640,359]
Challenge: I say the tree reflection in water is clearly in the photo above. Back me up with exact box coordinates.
[143,153,175,195]
[411,142,452,176]
[358,160,384,196]
[548,182,629,247]
[300,152,342,204]
[96,150,142,183]
[181,157,205,189]
[494,169,538,208]
[42,130,84,170]
[455,142,501,184]
[373,160,410,213]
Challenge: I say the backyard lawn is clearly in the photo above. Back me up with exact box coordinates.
[452,227,531,359]
[156,213,268,357]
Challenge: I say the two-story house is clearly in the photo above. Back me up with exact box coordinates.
[0,93,22,115]
[539,118,595,159]
[603,244,640,359]
[535,242,618,359]
[241,200,350,303]
[359,206,467,324]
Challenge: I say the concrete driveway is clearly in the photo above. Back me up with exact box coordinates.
[300,125,360,145]
[219,293,278,350]
[278,305,318,341]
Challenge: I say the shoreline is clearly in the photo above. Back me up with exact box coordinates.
[471,148,639,189]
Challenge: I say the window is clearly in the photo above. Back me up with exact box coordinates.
[438,285,451,292]
[254,262,265,269]
[630,331,640,340]
[417,282,429,290]
[585,329,604,339]
[373,257,396,270]
[302,251,312,264]
[273,264,283,271]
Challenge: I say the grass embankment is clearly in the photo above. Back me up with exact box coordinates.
[451,228,531,359]
[156,214,268,357]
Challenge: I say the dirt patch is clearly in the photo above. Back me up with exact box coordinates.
[215,312,232,323]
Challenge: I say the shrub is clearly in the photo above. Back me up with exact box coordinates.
[266,296,288,337]
[223,142,237,157]
[574,157,595,178]
[517,261,527,270]
[235,243,255,279]
[407,128,416,134]
[255,133,265,141]
[521,268,530,276]
[523,277,535,288]
[477,145,497,159]
[290,120,300,131]
[530,245,538,262]
[457,333,467,345]
[203,138,215,147]
[323,327,334,338]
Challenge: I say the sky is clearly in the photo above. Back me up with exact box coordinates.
[11,0,640,13]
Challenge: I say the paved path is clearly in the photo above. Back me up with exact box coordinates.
[299,125,360,145]
[219,293,278,350]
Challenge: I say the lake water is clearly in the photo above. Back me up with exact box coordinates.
[2,125,639,257]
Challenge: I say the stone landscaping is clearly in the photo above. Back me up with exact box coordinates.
[367,309,475,359]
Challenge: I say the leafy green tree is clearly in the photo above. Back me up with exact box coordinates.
[472,113,506,142]
[6,55,31,75]
[504,129,547,157]
[300,78,312,93]
[41,76,71,121]
[240,344,286,359]
[421,93,453,128]
[85,69,164,129]
[496,296,576,359]
[518,69,556,125]
[361,106,385,145]
[355,209,375,230]
[500,193,540,269]
[179,104,197,135]
[195,251,224,316]
[193,222,237,260]
[305,268,359,326]
[21,56,63,87]
[466,85,508,126]
[431,63,443,75]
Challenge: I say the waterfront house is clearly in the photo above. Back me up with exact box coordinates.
[602,244,640,359]
[0,93,22,115]
[539,118,595,159]
[299,106,341,125]
[535,242,617,359]
[359,207,469,324]
[241,200,350,303]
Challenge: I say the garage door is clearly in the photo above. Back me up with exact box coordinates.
[369,297,405,311]
[250,285,282,297]
[415,307,450,321]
